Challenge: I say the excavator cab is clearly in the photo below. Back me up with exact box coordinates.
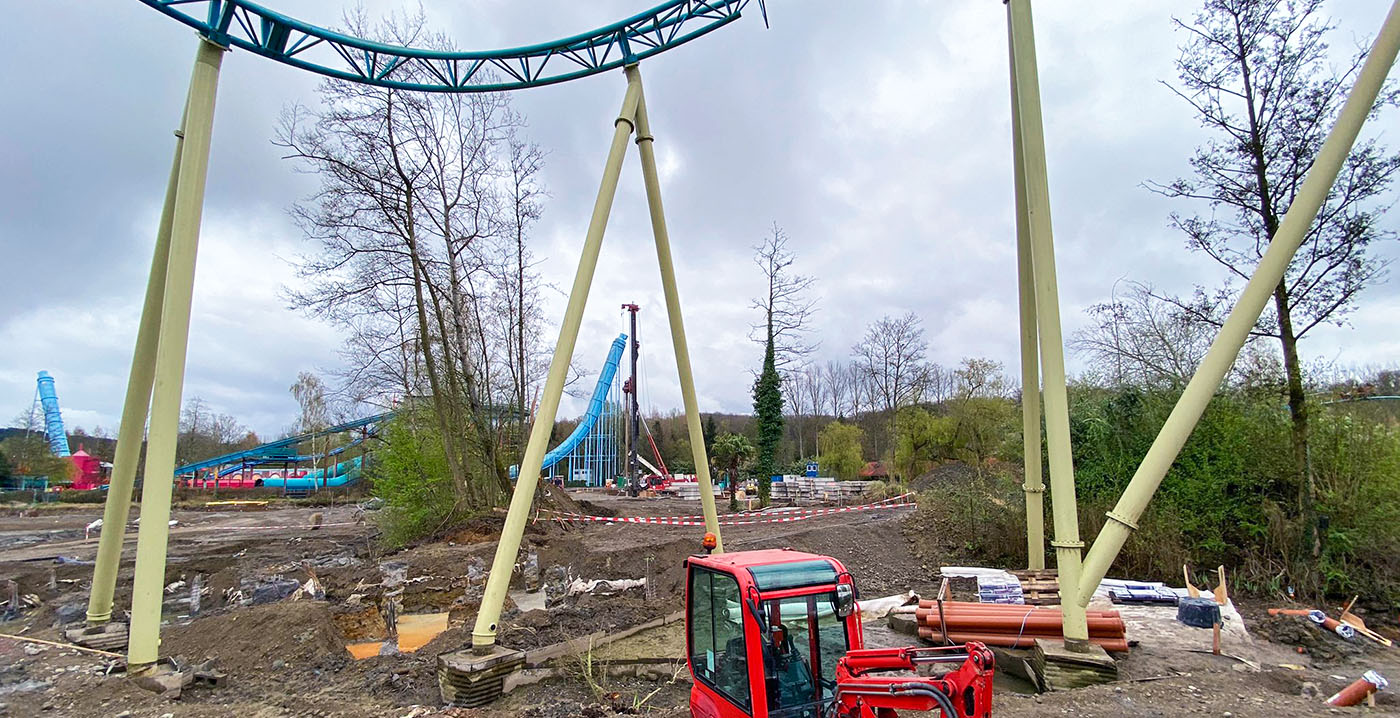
[685,547,994,718]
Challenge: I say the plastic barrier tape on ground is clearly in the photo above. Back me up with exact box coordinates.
[541,493,914,523]
[548,500,917,526]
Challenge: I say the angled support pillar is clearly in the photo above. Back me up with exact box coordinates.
[628,64,724,551]
[472,72,643,653]
[126,37,225,671]
[1006,0,1086,646]
[1008,17,1045,572]
[1078,0,1400,608]
[86,102,188,626]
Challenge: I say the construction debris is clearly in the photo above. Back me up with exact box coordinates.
[1325,670,1388,707]
[1339,596,1393,647]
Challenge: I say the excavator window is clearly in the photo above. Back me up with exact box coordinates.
[761,592,849,717]
[688,567,751,712]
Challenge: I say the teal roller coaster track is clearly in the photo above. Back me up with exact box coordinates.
[138,0,762,93]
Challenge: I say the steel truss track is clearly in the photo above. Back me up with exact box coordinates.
[138,0,757,92]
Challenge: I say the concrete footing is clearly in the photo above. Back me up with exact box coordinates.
[1031,638,1117,690]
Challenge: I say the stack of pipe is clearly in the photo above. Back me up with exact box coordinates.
[914,601,1129,652]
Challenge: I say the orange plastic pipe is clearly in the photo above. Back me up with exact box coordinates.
[915,604,1119,618]
[918,628,1129,652]
[919,615,1124,633]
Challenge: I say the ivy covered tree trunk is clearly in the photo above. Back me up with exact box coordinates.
[753,328,785,507]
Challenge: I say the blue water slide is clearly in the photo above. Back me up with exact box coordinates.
[174,412,393,476]
[36,371,71,457]
[537,334,627,473]
[259,457,364,489]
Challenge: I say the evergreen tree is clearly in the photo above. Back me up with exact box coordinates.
[753,329,785,506]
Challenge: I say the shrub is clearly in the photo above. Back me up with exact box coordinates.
[369,410,465,548]
[57,489,107,504]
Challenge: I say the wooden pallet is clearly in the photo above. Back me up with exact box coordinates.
[1012,569,1060,606]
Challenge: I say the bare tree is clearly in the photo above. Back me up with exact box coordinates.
[923,363,953,406]
[851,312,930,418]
[953,358,1010,400]
[275,10,530,506]
[1147,0,1400,555]
[782,368,809,459]
[1073,280,1232,388]
[845,362,870,417]
[290,371,331,434]
[495,136,548,441]
[818,359,851,419]
[751,223,819,370]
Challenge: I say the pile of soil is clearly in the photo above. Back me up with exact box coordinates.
[162,600,350,674]
[909,461,978,492]
[732,513,933,597]
[500,591,658,650]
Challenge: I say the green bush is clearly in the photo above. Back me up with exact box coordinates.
[1309,412,1400,603]
[909,469,1027,569]
[57,489,107,504]
[0,489,40,504]
[369,410,465,548]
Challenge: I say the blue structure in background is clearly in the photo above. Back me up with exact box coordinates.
[173,412,391,491]
[36,371,71,458]
[511,334,627,487]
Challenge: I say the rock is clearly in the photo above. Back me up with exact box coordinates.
[520,550,541,592]
[249,578,301,605]
[23,645,43,656]
[53,602,86,625]
[1301,682,1319,698]
[132,670,192,699]
[115,712,131,718]
[271,659,286,670]
[886,612,919,636]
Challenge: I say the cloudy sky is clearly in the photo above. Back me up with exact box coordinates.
[2,0,1396,438]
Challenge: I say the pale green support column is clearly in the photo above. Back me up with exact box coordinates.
[1007,0,1087,646]
[127,38,225,670]
[1079,0,1400,607]
[628,64,723,551]
[86,110,186,626]
[472,75,643,652]
[1008,21,1045,572]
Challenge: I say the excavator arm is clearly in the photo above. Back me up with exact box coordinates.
[833,643,995,718]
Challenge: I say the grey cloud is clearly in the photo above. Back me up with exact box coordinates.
[2,0,1395,436]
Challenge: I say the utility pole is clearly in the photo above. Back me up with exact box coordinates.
[622,303,641,496]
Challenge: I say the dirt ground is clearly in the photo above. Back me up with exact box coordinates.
[2,493,1398,717]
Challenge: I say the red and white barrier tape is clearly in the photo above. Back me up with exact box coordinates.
[550,499,917,527]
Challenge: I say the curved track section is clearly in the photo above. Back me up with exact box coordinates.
[138,0,756,93]
[541,334,627,471]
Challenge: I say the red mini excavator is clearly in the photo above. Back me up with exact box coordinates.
[686,540,995,718]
